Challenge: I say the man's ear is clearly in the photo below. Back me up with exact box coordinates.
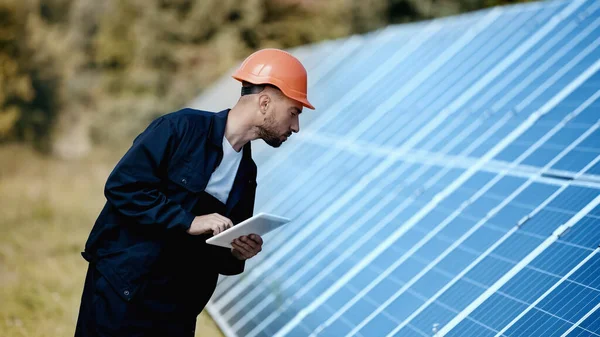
[259,94,271,115]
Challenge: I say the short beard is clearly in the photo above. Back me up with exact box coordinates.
[257,114,283,148]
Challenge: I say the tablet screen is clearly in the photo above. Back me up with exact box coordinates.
[205,212,291,248]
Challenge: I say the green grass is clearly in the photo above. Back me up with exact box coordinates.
[0,145,224,337]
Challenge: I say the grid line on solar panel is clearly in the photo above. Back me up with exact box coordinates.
[248,156,369,244]
[469,22,577,113]
[324,20,471,133]
[382,16,568,146]
[331,259,424,335]
[321,12,499,139]
[413,229,599,289]
[299,87,599,192]
[314,22,447,129]
[460,82,597,167]
[246,57,600,336]
[299,246,472,337]
[460,35,600,148]
[421,5,563,117]
[562,302,600,337]
[434,194,600,336]
[305,116,498,166]
[297,133,600,191]
[296,84,600,334]
[258,149,375,215]
[330,243,542,337]
[350,189,596,336]
[266,250,440,337]
[508,125,595,152]
[305,37,366,88]
[337,193,563,336]
[223,168,476,326]
[489,249,600,336]
[304,181,552,330]
[224,193,414,328]
[511,30,600,115]
[419,282,524,336]
[553,150,600,174]
[217,155,460,310]
[522,123,600,169]
[514,227,597,253]
[366,52,564,147]
[274,79,596,337]
[416,109,490,152]
[414,295,501,336]
[231,171,516,330]
[502,286,600,336]
[360,11,537,147]
[557,216,600,250]
[456,244,596,312]
[543,96,600,129]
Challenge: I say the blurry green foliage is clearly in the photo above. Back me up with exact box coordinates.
[0,0,533,157]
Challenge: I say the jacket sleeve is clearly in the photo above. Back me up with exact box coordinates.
[104,117,196,232]
[213,246,245,275]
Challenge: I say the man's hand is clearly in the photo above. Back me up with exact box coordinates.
[187,213,233,235]
[231,234,263,260]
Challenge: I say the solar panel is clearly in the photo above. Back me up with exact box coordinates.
[201,0,600,336]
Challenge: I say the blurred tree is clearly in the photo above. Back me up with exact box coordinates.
[0,1,36,143]
[0,0,533,158]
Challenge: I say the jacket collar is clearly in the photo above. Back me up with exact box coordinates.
[207,108,253,168]
[208,108,230,147]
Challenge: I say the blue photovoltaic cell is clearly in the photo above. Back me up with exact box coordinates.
[551,128,600,173]
[203,1,600,336]
[560,212,600,248]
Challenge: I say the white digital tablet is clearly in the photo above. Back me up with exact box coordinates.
[205,212,291,249]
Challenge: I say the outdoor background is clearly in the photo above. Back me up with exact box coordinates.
[0,0,533,336]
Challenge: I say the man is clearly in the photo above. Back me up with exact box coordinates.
[74,48,315,337]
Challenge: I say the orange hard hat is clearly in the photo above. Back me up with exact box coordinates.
[232,48,315,110]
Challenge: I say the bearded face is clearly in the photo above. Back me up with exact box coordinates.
[257,112,285,148]
[254,87,301,148]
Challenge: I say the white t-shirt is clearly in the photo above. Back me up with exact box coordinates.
[205,136,243,204]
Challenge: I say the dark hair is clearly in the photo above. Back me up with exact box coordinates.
[240,81,281,96]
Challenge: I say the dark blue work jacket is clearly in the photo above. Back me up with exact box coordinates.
[82,108,257,306]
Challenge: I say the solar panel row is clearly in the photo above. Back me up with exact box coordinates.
[204,0,600,336]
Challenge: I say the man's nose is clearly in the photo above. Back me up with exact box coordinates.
[291,116,300,133]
